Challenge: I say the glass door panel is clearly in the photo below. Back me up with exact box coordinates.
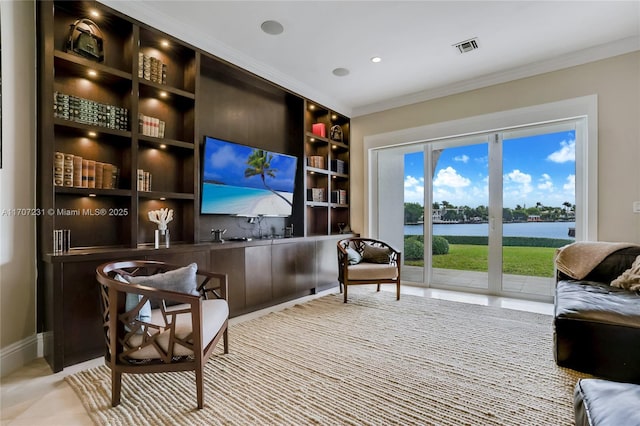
[429,138,489,291]
[501,127,576,297]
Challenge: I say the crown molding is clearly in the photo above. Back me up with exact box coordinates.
[351,37,639,117]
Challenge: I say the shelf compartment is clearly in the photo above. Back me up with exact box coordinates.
[137,145,195,194]
[52,1,134,73]
[138,198,195,245]
[138,86,195,143]
[54,51,133,82]
[139,27,197,93]
[52,194,132,248]
[53,118,132,139]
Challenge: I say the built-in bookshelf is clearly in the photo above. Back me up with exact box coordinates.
[304,101,350,236]
[38,0,197,250]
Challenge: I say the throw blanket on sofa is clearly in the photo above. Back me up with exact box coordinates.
[555,242,640,280]
[611,255,640,291]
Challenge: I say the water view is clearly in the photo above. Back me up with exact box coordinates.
[405,221,575,240]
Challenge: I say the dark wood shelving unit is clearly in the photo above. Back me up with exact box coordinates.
[37,0,350,373]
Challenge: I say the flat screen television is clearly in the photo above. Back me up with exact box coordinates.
[200,136,298,216]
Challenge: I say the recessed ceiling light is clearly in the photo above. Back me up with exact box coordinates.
[88,70,97,77]
[371,56,382,63]
[332,68,350,77]
[90,10,100,18]
[261,20,284,35]
[161,40,169,47]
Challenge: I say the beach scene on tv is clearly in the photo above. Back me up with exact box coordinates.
[201,137,297,216]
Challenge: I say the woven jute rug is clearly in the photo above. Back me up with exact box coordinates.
[66,288,586,425]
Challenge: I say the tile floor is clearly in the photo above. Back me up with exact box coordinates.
[0,285,553,425]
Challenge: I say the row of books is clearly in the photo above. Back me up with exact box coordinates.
[53,91,129,131]
[307,188,326,202]
[137,169,152,192]
[53,152,120,189]
[308,155,325,169]
[331,159,347,174]
[331,190,348,205]
[138,114,166,138]
[138,53,167,84]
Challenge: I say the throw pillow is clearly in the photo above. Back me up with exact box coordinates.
[127,263,199,308]
[115,274,152,331]
[611,255,640,292]
[345,247,362,265]
[361,244,391,264]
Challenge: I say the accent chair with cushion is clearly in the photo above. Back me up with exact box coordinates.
[337,237,401,303]
[96,260,229,409]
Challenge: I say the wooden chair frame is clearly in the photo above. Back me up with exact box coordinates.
[96,260,229,409]
[337,238,401,303]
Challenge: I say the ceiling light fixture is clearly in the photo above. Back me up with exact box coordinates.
[161,40,169,47]
[261,20,284,35]
[371,56,382,63]
[332,68,350,77]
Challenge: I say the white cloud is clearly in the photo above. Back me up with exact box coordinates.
[505,169,532,185]
[547,139,575,163]
[433,167,471,188]
[404,175,424,204]
[563,174,575,192]
[454,155,469,163]
[537,173,553,190]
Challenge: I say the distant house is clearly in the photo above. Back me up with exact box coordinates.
[528,215,542,222]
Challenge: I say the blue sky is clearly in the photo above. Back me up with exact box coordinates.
[203,137,297,193]
[404,130,576,209]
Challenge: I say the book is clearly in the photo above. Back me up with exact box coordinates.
[81,159,89,188]
[137,169,144,191]
[102,163,113,189]
[95,162,104,189]
[312,123,326,137]
[63,153,74,187]
[87,160,96,188]
[72,155,83,187]
[53,152,64,186]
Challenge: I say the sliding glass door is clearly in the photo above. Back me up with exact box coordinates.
[382,120,579,300]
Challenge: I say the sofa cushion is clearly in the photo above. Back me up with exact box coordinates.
[583,246,640,284]
[611,255,640,291]
[574,379,640,426]
[348,263,398,280]
[346,247,362,265]
[126,299,229,359]
[555,280,640,327]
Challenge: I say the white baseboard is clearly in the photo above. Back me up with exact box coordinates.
[0,334,43,378]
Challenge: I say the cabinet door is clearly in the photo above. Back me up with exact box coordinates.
[62,260,108,367]
[315,239,340,291]
[244,246,272,308]
[210,247,246,316]
[272,241,316,299]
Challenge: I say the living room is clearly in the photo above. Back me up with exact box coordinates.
[1,1,639,425]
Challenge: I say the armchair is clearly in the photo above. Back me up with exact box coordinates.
[337,238,401,303]
[95,260,229,409]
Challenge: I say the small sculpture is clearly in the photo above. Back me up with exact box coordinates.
[148,208,174,231]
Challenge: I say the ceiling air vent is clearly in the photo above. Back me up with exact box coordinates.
[453,38,479,54]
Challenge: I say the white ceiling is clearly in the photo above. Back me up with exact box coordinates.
[103,1,640,117]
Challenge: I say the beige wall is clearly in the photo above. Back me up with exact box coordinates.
[0,0,38,374]
[351,52,640,244]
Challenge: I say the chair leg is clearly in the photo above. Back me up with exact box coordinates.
[396,281,401,300]
[196,364,204,409]
[111,369,122,407]
[343,284,348,303]
[223,328,229,354]
[376,283,381,292]
[338,281,343,293]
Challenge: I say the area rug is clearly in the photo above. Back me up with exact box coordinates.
[66,288,586,425]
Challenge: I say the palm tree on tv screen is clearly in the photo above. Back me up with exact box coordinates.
[244,149,292,207]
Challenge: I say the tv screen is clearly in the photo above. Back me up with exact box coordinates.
[201,136,298,216]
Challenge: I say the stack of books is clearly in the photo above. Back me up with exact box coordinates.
[308,155,325,169]
[331,159,346,174]
[331,189,348,205]
[138,114,166,138]
[137,169,152,191]
[53,91,128,131]
[138,53,167,84]
[53,151,119,189]
[307,187,326,202]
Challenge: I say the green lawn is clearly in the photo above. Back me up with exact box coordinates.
[405,244,556,277]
